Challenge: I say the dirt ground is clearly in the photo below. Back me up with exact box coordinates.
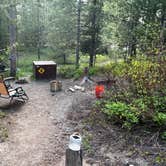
[0,79,95,166]
[0,79,165,166]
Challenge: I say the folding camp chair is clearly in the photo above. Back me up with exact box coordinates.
[0,79,29,103]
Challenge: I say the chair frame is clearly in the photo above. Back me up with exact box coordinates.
[0,78,29,103]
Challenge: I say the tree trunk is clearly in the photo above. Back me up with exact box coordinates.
[76,0,81,68]
[9,3,17,77]
[63,53,66,64]
[159,7,166,56]
[89,0,97,67]
[37,0,41,60]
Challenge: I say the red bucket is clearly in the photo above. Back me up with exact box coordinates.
[95,85,104,98]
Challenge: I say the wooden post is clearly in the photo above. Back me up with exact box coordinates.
[65,148,83,166]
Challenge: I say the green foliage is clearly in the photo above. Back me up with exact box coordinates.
[73,68,83,80]
[161,131,166,140]
[17,50,56,77]
[58,64,105,79]
[126,59,166,95]
[103,101,139,129]
[0,125,8,142]
[0,111,7,142]
[98,58,166,129]
[58,65,75,78]
[82,132,93,153]
[132,98,148,113]
[0,111,6,119]
[102,0,166,57]
[100,62,127,79]
[46,0,76,59]
[153,113,166,126]
[81,0,104,66]
[88,66,100,76]
[0,1,9,49]
[155,153,166,165]
[58,65,84,79]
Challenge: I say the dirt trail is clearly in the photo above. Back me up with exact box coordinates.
[0,80,94,166]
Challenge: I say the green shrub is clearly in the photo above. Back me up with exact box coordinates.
[126,59,166,95]
[58,65,76,78]
[99,62,127,80]
[152,95,166,112]
[132,98,148,113]
[102,101,139,129]
[98,57,166,129]
[58,65,103,79]
[89,67,100,76]
[153,112,166,125]
[161,131,166,140]
[73,68,83,80]
[58,65,84,79]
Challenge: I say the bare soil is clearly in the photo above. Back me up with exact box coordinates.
[77,111,166,166]
[0,79,165,166]
[0,79,94,166]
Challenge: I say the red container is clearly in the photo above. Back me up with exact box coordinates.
[95,85,104,98]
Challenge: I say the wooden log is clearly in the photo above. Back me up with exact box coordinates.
[65,148,83,166]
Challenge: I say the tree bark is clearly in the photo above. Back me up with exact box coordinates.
[76,0,81,68]
[9,3,17,77]
[89,0,97,67]
[37,0,41,60]
[159,7,166,55]
[63,53,66,64]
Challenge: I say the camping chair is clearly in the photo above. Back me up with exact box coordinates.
[0,79,29,103]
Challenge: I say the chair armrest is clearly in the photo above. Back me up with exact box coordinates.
[4,77,15,82]
[15,87,24,92]
[8,87,24,93]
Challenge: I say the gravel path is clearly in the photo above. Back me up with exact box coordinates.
[0,79,94,166]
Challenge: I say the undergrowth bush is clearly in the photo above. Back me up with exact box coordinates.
[58,65,101,79]
[103,101,139,129]
[58,65,76,78]
[98,57,166,129]
[99,62,127,80]
[153,112,166,125]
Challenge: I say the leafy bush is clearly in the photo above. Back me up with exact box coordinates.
[58,65,76,78]
[98,57,166,129]
[89,67,100,76]
[73,68,83,80]
[58,65,84,79]
[58,65,102,79]
[126,59,166,95]
[99,62,127,80]
[153,112,166,125]
[161,131,166,140]
[103,101,139,129]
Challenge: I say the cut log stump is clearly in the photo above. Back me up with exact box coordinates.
[65,148,83,166]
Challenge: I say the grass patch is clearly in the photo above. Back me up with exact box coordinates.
[17,49,116,78]
[82,131,93,154]
[0,111,6,119]
[0,111,7,142]
[0,125,8,142]
[17,49,55,77]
